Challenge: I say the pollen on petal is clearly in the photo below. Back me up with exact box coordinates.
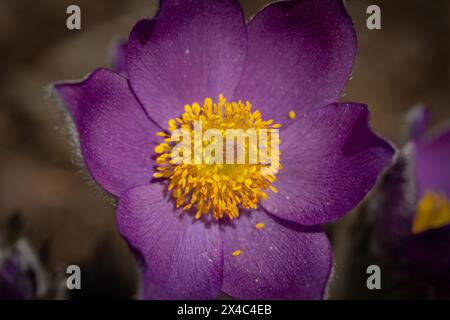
[288,110,296,120]
[255,223,265,230]
[231,250,242,256]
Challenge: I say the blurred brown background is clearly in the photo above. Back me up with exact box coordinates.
[0,0,449,299]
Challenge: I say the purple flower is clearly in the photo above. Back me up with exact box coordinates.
[0,254,36,300]
[408,108,450,290]
[410,108,450,234]
[0,214,51,300]
[0,238,43,301]
[54,0,393,299]
[376,107,450,296]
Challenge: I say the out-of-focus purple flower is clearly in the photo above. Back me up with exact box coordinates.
[0,214,59,300]
[410,108,450,291]
[376,106,450,296]
[0,236,48,300]
[0,253,36,300]
[54,0,394,299]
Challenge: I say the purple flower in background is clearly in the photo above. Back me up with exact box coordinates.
[0,254,36,300]
[409,108,450,235]
[0,214,52,300]
[54,0,393,299]
[376,106,450,296]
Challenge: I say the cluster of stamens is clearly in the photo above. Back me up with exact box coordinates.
[153,95,281,220]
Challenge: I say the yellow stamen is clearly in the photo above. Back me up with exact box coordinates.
[153,95,282,220]
[288,110,296,120]
[412,190,450,234]
[255,223,265,230]
[231,250,242,256]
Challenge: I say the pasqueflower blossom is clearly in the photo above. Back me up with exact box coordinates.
[376,107,450,296]
[54,0,393,299]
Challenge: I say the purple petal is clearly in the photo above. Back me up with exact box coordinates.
[111,41,128,76]
[127,0,247,125]
[411,225,450,290]
[54,69,158,196]
[415,126,450,197]
[117,184,223,299]
[373,147,417,255]
[263,103,395,225]
[222,210,332,299]
[233,0,356,124]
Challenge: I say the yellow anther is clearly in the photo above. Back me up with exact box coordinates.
[204,97,213,108]
[154,145,165,154]
[255,223,265,230]
[192,103,200,114]
[156,157,166,165]
[168,119,177,128]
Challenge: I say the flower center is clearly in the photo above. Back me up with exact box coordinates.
[412,190,450,234]
[153,95,281,220]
